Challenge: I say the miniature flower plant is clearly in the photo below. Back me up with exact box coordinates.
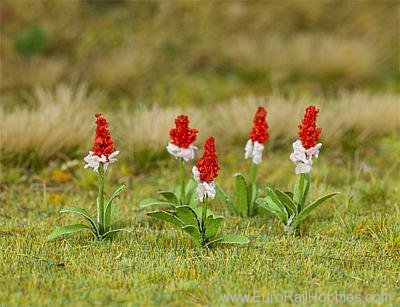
[48,113,130,240]
[140,115,199,209]
[225,106,269,217]
[256,106,338,235]
[146,136,249,248]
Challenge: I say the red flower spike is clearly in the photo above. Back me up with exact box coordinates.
[169,115,198,148]
[298,106,321,149]
[92,113,115,160]
[196,136,219,183]
[249,107,269,144]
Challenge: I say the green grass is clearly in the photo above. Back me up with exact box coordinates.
[1,135,399,305]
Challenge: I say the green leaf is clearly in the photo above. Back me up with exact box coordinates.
[47,224,92,241]
[233,173,249,217]
[284,191,294,198]
[205,237,223,247]
[256,188,288,224]
[176,206,200,227]
[293,173,304,206]
[139,198,176,209]
[250,184,257,205]
[104,184,126,231]
[216,183,232,204]
[147,211,184,228]
[185,179,197,206]
[174,185,181,201]
[301,173,311,206]
[185,178,197,192]
[256,204,270,216]
[267,188,289,221]
[191,205,214,220]
[249,183,258,216]
[293,173,310,210]
[106,185,126,206]
[102,227,133,239]
[158,191,179,205]
[293,192,339,227]
[205,215,224,239]
[182,225,202,247]
[256,197,287,224]
[187,193,197,207]
[219,234,250,244]
[275,188,297,215]
[59,207,99,236]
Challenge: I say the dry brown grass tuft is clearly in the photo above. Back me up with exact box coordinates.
[226,34,379,85]
[1,57,68,91]
[0,84,98,163]
[320,92,400,142]
[215,92,399,146]
[1,85,398,164]
[113,104,211,154]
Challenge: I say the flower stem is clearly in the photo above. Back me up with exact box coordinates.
[179,158,185,206]
[98,166,105,234]
[248,162,258,216]
[296,173,305,212]
[201,196,208,243]
[300,172,311,207]
[249,162,258,185]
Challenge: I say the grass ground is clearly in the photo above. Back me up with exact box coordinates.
[1,134,399,305]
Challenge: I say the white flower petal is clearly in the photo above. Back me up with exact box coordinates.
[84,150,119,173]
[196,181,217,202]
[108,151,119,163]
[244,139,264,164]
[84,152,101,173]
[289,152,297,164]
[244,139,253,160]
[252,141,264,164]
[203,181,216,200]
[167,142,196,161]
[295,162,311,174]
[306,143,322,159]
[192,165,200,182]
[196,183,206,202]
[290,140,322,174]
[180,145,197,162]
[166,142,181,157]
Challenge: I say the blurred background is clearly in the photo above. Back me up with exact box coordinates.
[0,0,399,170]
[1,3,399,303]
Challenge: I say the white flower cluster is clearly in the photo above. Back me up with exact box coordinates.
[84,151,119,172]
[244,139,264,165]
[289,140,322,174]
[166,142,197,162]
[192,166,216,202]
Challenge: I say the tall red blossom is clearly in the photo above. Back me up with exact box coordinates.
[298,106,321,149]
[249,107,269,144]
[196,136,219,183]
[92,113,115,159]
[169,115,198,148]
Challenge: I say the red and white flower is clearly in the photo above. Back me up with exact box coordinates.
[244,106,269,164]
[167,115,198,162]
[192,136,219,202]
[84,113,119,172]
[290,106,322,174]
